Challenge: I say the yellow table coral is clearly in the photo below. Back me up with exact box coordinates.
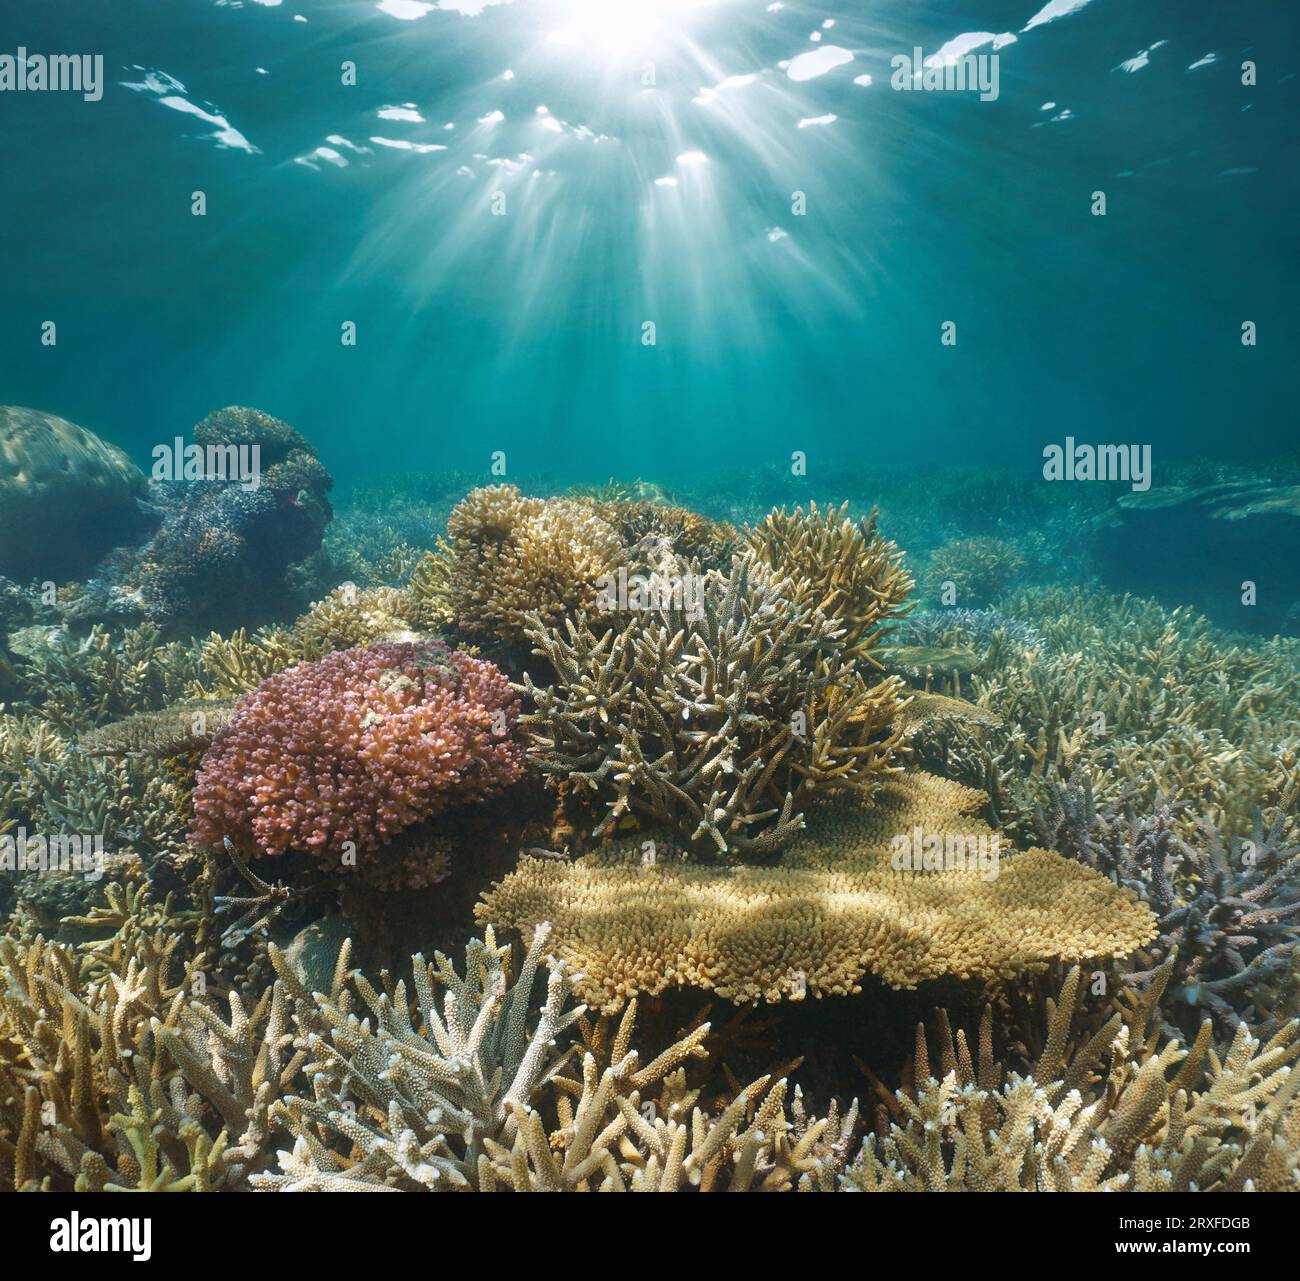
[477,770,1156,1011]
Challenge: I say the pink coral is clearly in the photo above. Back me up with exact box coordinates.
[190,641,523,857]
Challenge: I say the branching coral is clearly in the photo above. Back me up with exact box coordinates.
[291,584,434,657]
[442,485,622,643]
[478,771,1155,1011]
[0,904,302,1191]
[923,536,1025,608]
[843,963,1300,1192]
[253,923,587,1190]
[908,588,1300,842]
[17,623,200,731]
[190,641,523,859]
[1034,773,1300,1038]
[253,924,861,1192]
[191,625,301,698]
[591,500,742,572]
[520,552,907,857]
[745,502,913,665]
[0,714,193,922]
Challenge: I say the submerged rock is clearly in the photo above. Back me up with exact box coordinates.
[0,406,151,582]
[65,406,334,636]
[1095,479,1300,634]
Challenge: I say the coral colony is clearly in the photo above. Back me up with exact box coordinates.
[1,405,1299,1196]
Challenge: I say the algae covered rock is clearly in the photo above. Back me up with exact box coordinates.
[0,406,150,581]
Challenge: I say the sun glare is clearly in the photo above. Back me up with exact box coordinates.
[548,0,716,57]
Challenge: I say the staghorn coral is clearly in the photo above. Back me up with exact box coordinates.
[1034,773,1300,1038]
[843,962,1300,1192]
[406,545,455,629]
[477,770,1156,1011]
[253,924,861,1192]
[745,501,914,665]
[923,536,1025,608]
[191,625,301,697]
[0,897,305,1192]
[520,552,907,857]
[190,641,523,859]
[1,714,194,923]
[893,607,1045,655]
[0,715,66,837]
[908,588,1300,842]
[252,923,588,1190]
[443,485,623,643]
[591,500,742,572]
[17,623,200,731]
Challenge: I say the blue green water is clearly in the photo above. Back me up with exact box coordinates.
[1,0,1296,484]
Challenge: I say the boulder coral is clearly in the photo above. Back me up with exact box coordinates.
[0,406,150,581]
[190,640,523,859]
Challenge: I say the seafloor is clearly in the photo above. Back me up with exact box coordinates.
[1,405,1298,1192]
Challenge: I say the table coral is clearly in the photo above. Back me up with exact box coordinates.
[476,770,1156,1011]
[189,640,523,859]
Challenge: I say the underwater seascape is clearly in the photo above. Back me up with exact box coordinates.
[2,0,1300,1249]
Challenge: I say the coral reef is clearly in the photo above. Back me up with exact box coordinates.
[519,552,907,855]
[3,471,1297,1200]
[1033,773,1300,1039]
[908,587,1299,842]
[65,407,334,637]
[291,584,437,656]
[893,607,1045,655]
[253,924,859,1192]
[16,623,200,732]
[593,499,742,572]
[190,640,523,858]
[478,771,1155,1011]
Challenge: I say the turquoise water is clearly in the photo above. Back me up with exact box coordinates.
[2,0,1296,485]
